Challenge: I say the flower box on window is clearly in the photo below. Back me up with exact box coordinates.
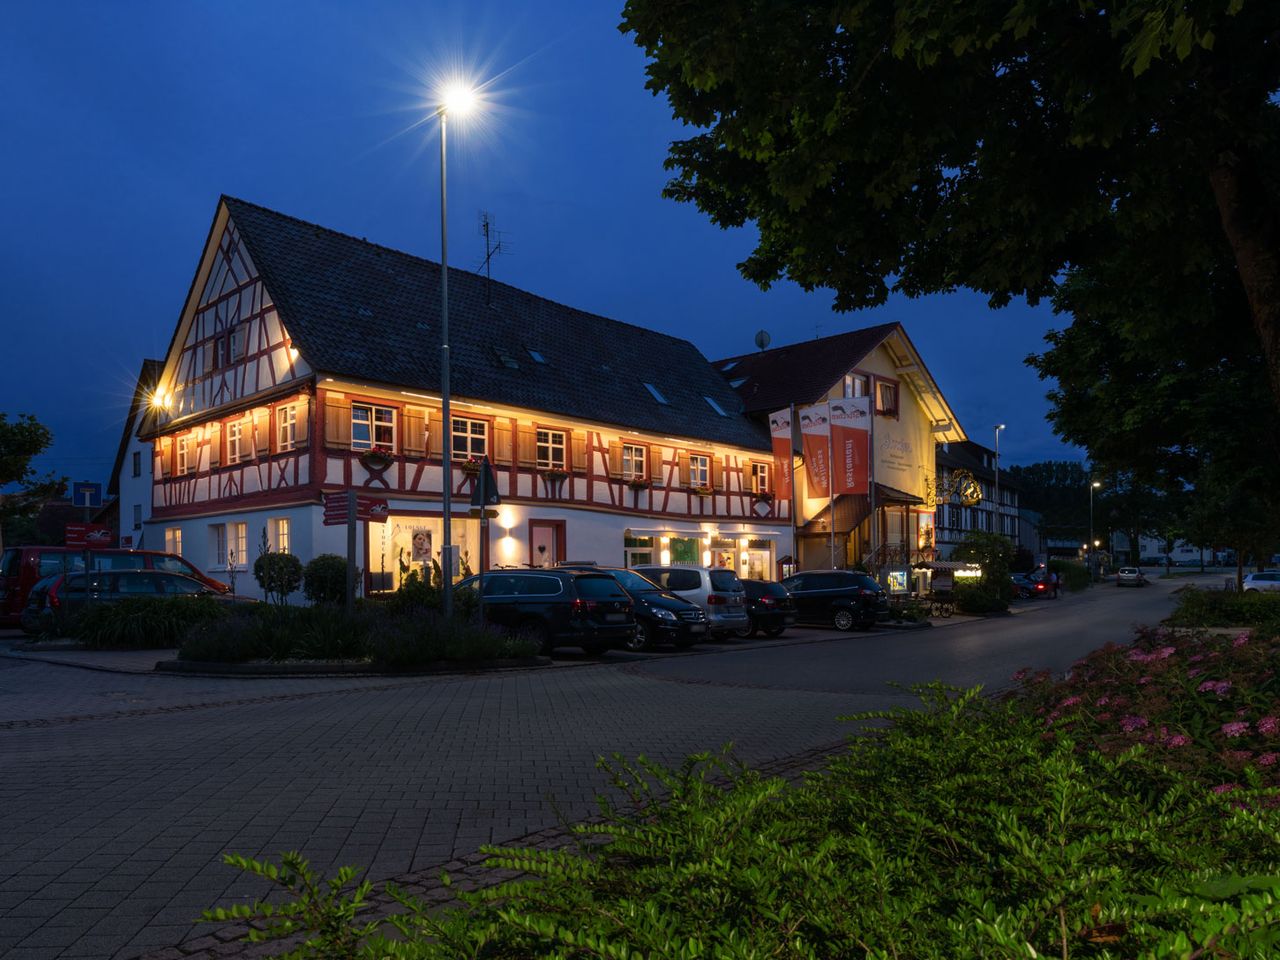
[752,490,775,503]
[626,478,649,491]
[459,457,483,476]
[689,486,713,497]
[542,468,568,482]
[359,450,393,473]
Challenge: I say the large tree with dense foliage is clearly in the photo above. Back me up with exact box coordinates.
[620,0,1280,405]
[0,413,64,552]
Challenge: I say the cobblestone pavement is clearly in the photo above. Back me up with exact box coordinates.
[0,633,904,960]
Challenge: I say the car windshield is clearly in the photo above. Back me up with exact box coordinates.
[610,568,660,593]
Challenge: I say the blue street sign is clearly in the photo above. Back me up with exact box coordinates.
[71,481,103,509]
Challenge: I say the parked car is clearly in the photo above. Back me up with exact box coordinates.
[27,569,252,636]
[0,546,228,626]
[778,570,889,631]
[1242,571,1280,593]
[456,569,635,655]
[1116,567,1149,587]
[1010,574,1048,600]
[630,565,749,637]
[555,564,709,650]
[736,579,797,637]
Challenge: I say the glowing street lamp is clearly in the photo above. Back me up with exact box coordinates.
[435,80,479,617]
[1089,480,1102,581]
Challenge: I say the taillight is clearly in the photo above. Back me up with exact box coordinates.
[707,594,726,605]
[572,599,597,614]
[48,585,60,609]
[759,596,775,606]
[859,588,876,596]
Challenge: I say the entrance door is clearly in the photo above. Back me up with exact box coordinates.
[528,520,565,567]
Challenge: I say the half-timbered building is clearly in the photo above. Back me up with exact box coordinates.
[137,197,790,596]
[715,325,967,590]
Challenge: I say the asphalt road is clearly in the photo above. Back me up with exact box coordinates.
[0,575,1194,960]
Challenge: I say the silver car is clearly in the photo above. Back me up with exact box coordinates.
[1242,572,1280,593]
[631,565,749,636]
[1116,567,1148,587]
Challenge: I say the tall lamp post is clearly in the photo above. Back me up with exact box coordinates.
[1089,480,1101,582]
[435,83,477,618]
[993,424,1005,537]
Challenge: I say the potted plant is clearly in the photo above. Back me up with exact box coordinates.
[542,468,568,482]
[626,477,648,491]
[459,456,482,476]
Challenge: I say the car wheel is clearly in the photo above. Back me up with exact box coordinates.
[762,625,786,638]
[832,608,856,631]
[732,617,757,639]
[622,623,649,651]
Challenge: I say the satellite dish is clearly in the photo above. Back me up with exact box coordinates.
[754,329,771,351]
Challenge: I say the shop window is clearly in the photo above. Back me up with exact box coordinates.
[452,418,488,460]
[352,404,395,451]
[536,429,566,470]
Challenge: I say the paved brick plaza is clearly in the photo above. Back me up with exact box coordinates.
[0,637,898,960]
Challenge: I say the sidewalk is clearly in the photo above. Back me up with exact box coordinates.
[0,633,173,674]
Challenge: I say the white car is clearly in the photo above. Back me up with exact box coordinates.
[1242,572,1280,593]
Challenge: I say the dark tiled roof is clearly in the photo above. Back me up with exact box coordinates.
[935,440,1020,488]
[108,359,164,496]
[221,197,768,451]
[713,323,900,413]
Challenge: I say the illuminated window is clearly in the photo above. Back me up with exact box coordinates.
[843,374,868,398]
[752,462,771,494]
[352,404,395,451]
[622,444,646,480]
[875,381,898,415]
[277,405,297,451]
[688,454,710,488]
[271,517,290,554]
[165,527,182,556]
[226,421,245,464]
[176,436,192,475]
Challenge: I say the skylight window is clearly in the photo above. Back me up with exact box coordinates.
[729,377,747,388]
[526,347,547,364]
[720,360,738,372]
[704,396,729,416]
[493,347,520,370]
[642,382,669,404]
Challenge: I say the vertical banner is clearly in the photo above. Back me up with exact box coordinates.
[798,403,832,498]
[829,397,871,496]
[768,409,794,500]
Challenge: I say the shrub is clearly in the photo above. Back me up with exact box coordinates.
[253,551,303,604]
[1009,623,1280,790]
[179,606,295,662]
[366,615,536,670]
[207,686,1280,958]
[1048,558,1090,592]
[74,596,226,649]
[303,554,348,605]
[1167,586,1280,628]
[954,583,1007,614]
[952,530,1013,599]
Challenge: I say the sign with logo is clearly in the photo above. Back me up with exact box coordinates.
[768,409,794,501]
[322,493,390,526]
[65,523,114,547]
[798,403,832,498]
[71,481,103,509]
[828,397,871,496]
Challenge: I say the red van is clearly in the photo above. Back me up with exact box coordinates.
[0,546,229,626]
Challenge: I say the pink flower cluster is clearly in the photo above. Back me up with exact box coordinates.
[1233,632,1250,648]
[1258,716,1280,736]
[1119,715,1149,733]
[1221,721,1251,738]
[1197,679,1233,697]
[1127,646,1177,663]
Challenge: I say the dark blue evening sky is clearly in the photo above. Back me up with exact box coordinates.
[0,0,1078,490]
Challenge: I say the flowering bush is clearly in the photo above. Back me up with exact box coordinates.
[1008,623,1280,790]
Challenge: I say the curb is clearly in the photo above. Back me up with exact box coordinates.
[155,656,552,677]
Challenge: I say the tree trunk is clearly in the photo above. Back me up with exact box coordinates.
[1237,551,1244,593]
[1208,152,1280,409]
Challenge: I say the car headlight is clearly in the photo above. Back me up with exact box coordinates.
[653,607,677,621]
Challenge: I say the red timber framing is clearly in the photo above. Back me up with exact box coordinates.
[312,386,786,524]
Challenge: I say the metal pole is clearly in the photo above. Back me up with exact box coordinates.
[1089,482,1095,583]
[993,428,1000,537]
[827,410,835,568]
[788,402,799,577]
[345,488,356,615]
[440,109,454,618]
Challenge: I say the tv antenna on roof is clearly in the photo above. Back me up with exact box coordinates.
[754,329,771,351]
[476,212,510,305]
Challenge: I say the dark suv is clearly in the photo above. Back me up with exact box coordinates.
[737,579,797,637]
[780,570,889,631]
[556,564,709,650]
[457,569,635,655]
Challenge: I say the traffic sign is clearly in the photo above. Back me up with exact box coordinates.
[71,482,103,509]
[469,457,502,508]
[322,492,390,526]
[468,508,500,519]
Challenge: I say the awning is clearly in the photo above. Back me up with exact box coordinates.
[799,494,871,534]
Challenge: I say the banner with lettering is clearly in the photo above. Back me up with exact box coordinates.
[798,403,832,498]
[768,408,793,500]
[829,396,871,496]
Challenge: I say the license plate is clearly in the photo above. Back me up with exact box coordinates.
[605,613,625,622]
[726,606,743,614]
[688,624,706,633]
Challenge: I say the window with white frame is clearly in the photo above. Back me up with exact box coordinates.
[271,517,290,554]
[536,429,566,470]
[229,522,247,567]
[211,524,227,568]
[451,418,488,460]
[176,436,191,475]
[352,404,395,451]
[843,373,868,398]
[165,527,183,555]
[688,454,710,488]
[621,443,646,480]
[226,420,245,464]
[751,461,771,494]
[277,404,297,451]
